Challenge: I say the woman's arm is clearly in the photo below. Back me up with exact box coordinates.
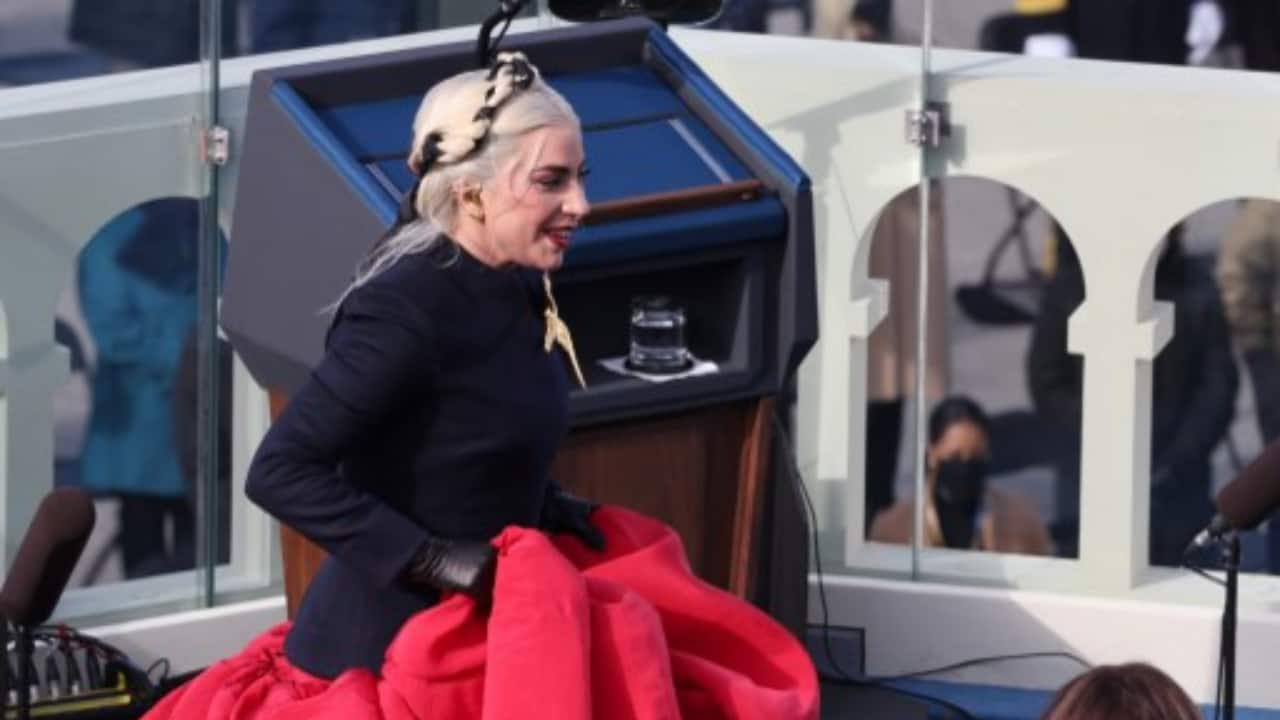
[245,284,436,589]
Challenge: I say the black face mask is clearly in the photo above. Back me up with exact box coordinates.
[931,459,988,549]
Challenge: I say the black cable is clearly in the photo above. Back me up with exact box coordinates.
[145,658,171,687]
[771,413,979,720]
[476,0,526,67]
[1186,564,1227,588]
[862,650,1090,683]
[1183,544,1227,588]
[491,13,516,59]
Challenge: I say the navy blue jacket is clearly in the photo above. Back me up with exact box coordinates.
[245,241,570,679]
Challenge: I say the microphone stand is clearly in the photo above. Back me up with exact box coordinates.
[13,623,32,720]
[1219,533,1240,720]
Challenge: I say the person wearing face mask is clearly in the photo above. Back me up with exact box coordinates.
[870,396,1053,555]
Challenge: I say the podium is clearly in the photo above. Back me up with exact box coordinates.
[223,19,816,619]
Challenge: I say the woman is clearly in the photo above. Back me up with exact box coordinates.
[870,395,1052,555]
[1042,663,1200,720]
[244,52,603,679]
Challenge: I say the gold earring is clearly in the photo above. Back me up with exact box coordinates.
[464,190,484,222]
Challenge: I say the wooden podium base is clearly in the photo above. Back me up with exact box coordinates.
[270,391,774,617]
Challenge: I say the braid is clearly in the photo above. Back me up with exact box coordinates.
[410,52,539,176]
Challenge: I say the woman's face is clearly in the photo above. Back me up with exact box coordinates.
[477,123,589,272]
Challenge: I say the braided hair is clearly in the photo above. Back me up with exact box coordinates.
[407,53,538,178]
[335,52,578,306]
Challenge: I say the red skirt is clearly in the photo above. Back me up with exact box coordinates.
[146,507,818,720]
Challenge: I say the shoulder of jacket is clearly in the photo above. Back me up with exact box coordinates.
[338,260,450,342]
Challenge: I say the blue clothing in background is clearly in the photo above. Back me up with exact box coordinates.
[77,200,199,500]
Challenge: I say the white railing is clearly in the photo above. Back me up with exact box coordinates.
[676,27,1280,593]
[675,28,1280,705]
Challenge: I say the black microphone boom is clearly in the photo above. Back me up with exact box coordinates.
[0,488,95,628]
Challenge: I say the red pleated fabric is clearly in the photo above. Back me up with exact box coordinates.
[145,506,818,720]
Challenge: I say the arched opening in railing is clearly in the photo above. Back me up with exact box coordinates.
[1146,197,1280,572]
[861,176,1083,568]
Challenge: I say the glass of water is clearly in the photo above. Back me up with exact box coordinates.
[627,295,690,373]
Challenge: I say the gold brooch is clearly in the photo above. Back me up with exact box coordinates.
[542,273,587,389]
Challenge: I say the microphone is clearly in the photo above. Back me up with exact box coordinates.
[1191,437,1280,548]
[0,488,95,627]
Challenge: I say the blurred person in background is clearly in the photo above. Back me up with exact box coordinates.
[1220,0,1280,72]
[1009,0,1225,65]
[172,328,234,567]
[1218,200,1280,447]
[813,0,890,40]
[249,0,419,53]
[68,0,236,69]
[707,0,770,33]
[1216,199,1280,571]
[870,395,1052,555]
[77,200,201,578]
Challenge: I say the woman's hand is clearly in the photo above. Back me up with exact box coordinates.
[404,536,497,605]
[541,488,606,551]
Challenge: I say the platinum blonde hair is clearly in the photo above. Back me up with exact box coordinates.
[335,53,580,306]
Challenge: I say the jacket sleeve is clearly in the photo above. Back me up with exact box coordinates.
[245,284,435,589]
[1216,199,1280,354]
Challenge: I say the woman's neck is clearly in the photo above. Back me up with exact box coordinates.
[450,223,509,269]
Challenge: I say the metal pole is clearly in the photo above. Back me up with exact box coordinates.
[1222,534,1240,720]
[15,626,31,720]
[197,0,224,608]
[911,0,936,580]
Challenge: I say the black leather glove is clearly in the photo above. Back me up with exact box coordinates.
[541,487,605,551]
[403,535,497,605]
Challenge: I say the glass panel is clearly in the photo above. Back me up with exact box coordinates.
[0,8,210,622]
[910,0,937,577]
[198,0,224,609]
